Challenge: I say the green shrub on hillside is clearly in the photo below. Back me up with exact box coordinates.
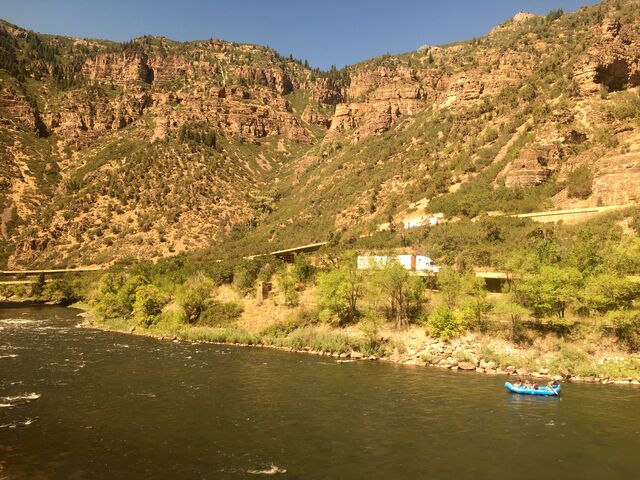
[566,166,593,199]
[276,268,299,307]
[608,310,640,352]
[436,268,465,307]
[175,273,215,323]
[116,275,149,317]
[516,265,583,318]
[233,259,262,295]
[317,265,365,325]
[607,91,640,121]
[93,272,148,318]
[198,302,244,326]
[177,122,217,148]
[630,211,640,236]
[428,305,464,340]
[492,298,529,343]
[43,278,84,305]
[30,273,46,298]
[293,254,316,284]
[546,9,564,22]
[133,284,169,326]
[157,304,187,329]
[582,273,640,314]
[257,262,277,282]
[604,236,640,275]
[372,262,425,328]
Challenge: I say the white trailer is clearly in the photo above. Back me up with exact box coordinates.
[356,256,390,270]
[396,255,414,270]
[357,255,439,273]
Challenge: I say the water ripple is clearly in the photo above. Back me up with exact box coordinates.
[0,393,41,408]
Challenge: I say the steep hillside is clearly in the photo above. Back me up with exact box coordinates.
[1,0,640,268]
[0,25,342,265]
[256,0,640,250]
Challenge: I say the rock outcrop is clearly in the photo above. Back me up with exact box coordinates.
[232,65,294,95]
[590,151,640,205]
[489,12,538,36]
[309,77,343,105]
[504,145,562,188]
[0,84,44,133]
[43,86,152,136]
[301,105,332,127]
[148,86,310,143]
[325,63,425,140]
[575,16,640,93]
[441,76,484,107]
[82,52,155,84]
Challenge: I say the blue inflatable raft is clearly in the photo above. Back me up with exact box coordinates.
[505,382,561,396]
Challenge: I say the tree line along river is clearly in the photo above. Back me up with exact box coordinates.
[1,304,639,479]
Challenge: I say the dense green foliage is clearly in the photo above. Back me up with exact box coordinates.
[372,262,425,328]
[199,302,244,326]
[84,266,239,327]
[177,123,217,148]
[292,254,316,284]
[516,265,583,318]
[175,273,216,323]
[428,306,464,340]
[233,260,264,295]
[317,265,365,325]
[276,268,299,307]
[133,284,169,326]
[608,310,640,352]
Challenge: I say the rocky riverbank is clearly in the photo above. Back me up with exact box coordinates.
[79,309,640,386]
[384,336,640,386]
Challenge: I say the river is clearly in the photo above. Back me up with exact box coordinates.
[1,304,639,479]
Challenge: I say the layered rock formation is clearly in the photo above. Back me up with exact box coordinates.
[4,38,317,144]
[0,83,44,133]
[504,146,562,188]
[575,15,640,93]
[308,77,343,105]
[441,76,484,107]
[2,1,640,267]
[326,62,426,140]
[590,150,640,205]
[82,52,154,84]
[43,86,152,136]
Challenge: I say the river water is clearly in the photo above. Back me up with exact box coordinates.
[1,304,639,479]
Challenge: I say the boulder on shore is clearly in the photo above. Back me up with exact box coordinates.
[458,361,476,371]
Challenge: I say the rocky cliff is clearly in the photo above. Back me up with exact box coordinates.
[1,0,640,267]
[575,14,640,93]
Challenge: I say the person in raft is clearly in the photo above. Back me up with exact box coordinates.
[548,380,560,389]
[524,380,532,388]
[514,379,523,387]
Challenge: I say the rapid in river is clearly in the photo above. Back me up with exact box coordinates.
[1,304,639,479]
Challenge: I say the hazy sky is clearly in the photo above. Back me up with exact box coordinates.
[1,0,599,69]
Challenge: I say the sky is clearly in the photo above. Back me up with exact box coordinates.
[0,0,600,70]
